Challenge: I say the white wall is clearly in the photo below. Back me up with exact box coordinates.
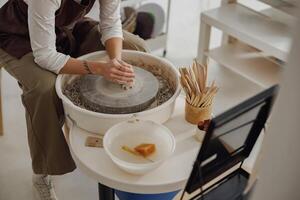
[250,3,300,200]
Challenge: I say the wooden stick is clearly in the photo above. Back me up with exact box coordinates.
[199,66,205,92]
[200,86,215,108]
[180,78,191,103]
[190,67,201,95]
[194,62,203,95]
[185,74,196,94]
[203,87,218,107]
[198,92,208,108]
[191,93,196,106]
[182,76,192,95]
[193,95,201,106]
[196,95,204,107]
[180,68,195,104]
[203,94,213,107]
[204,62,208,88]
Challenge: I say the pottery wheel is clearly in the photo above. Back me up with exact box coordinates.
[79,67,159,114]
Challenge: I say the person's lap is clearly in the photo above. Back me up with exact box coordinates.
[1,49,76,174]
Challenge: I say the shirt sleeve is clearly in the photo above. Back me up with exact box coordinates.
[27,0,70,74]
[99,0,124,45]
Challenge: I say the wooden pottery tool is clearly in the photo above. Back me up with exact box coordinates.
[179,60,218,124]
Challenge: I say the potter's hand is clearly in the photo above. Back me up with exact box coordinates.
[100,59,135,84]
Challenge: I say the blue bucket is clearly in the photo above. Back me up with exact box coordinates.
[115,190,180,200]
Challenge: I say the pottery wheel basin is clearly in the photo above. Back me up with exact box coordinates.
[55,50,181,134]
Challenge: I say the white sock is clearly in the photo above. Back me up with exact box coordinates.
[32,174,58,200]
[32,174,49,183]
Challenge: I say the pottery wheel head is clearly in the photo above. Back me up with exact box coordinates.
[79,67,159,114]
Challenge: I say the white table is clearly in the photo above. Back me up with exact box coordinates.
[69,95,199,194]
[68,63,263,199]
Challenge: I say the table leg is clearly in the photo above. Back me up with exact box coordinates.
[98,183,115,200]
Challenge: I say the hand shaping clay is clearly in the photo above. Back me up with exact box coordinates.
[78,67,159,114]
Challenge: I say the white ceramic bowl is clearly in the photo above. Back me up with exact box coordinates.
[103,119,176,175]
[56,50,181,135]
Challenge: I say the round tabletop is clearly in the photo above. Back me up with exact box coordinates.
[68,95,201,194]
[68,64,264,194]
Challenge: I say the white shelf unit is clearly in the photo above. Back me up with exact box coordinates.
[121,0,171,55]
[201,3,292,62]
[197,1,295,88]
[196,0,295,189]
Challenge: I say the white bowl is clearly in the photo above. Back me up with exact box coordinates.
[56,50,181,135]
[103,119,176,175]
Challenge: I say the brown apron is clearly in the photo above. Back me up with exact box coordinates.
[0,0,97,59]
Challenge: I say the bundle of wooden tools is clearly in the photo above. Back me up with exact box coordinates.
[179,60,219,124]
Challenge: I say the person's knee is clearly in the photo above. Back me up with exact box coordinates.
[123,31,149,52]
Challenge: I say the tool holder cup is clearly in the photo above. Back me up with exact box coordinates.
[185,100,212,125]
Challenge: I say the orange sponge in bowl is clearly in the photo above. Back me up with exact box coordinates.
[134,143,156,157]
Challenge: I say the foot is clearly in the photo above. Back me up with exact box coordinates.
[32,175,58,200]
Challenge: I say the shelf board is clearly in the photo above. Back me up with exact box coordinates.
[258,0,298,17]
[205,42,283,88]
[259,7,296,28]
[207,63,264,116]
[202,3,292,62]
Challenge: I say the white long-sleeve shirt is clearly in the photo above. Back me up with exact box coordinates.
[24,0,123,74]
